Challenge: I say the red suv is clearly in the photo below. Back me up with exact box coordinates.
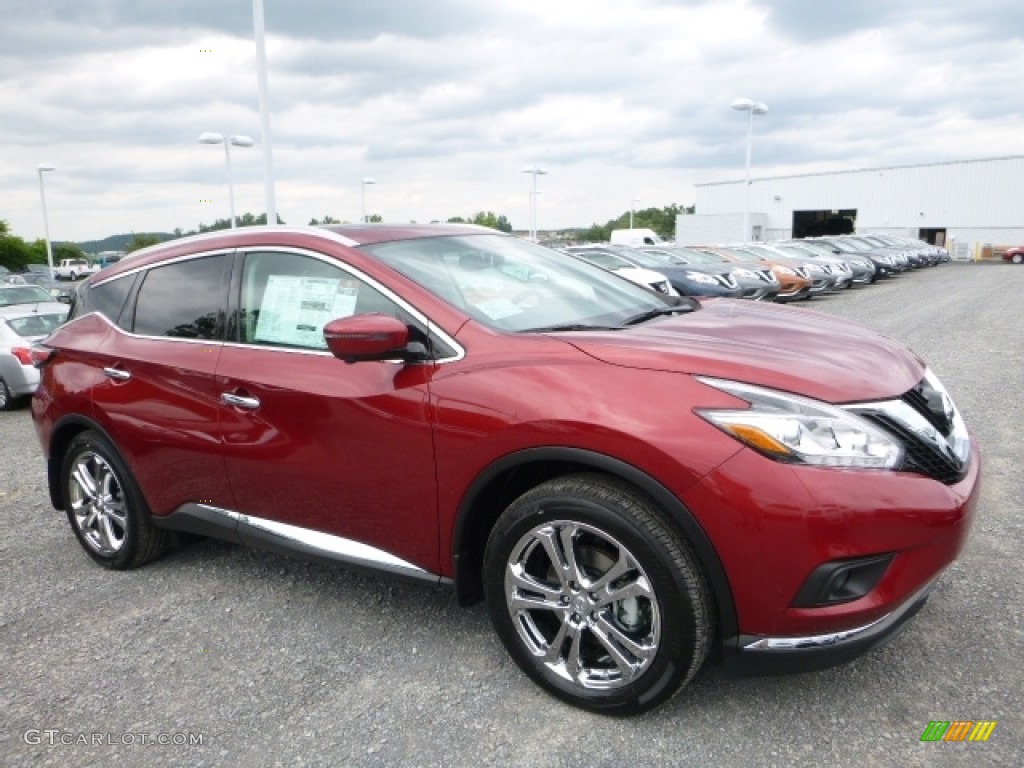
[31,224,979,714]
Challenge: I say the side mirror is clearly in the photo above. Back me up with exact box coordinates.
[323,313,413,363]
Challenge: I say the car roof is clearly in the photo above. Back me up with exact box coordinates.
[98,223,503,280]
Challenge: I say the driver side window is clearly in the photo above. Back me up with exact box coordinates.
[237,251,403,350]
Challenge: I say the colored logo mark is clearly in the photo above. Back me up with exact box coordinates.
[920,721,996,742]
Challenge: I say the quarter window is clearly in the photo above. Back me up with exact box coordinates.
[132,254,229,339]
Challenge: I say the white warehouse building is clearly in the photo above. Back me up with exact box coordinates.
[676,155,1024,259]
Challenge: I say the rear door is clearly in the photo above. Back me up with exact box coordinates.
[90,252,233,516]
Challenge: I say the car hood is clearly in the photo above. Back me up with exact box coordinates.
[560,299,924,403]
[614,266,669,286]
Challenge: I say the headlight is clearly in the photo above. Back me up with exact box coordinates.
[695,377,904,469]
[685,271,718,285]
[732,268,757,279]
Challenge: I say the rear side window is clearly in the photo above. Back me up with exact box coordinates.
[132,254,230,339]
[73,273,137,325]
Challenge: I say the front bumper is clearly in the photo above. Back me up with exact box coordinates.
[720,575,937,675]
[681,433,980,673]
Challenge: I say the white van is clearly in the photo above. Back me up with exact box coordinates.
[610,228,665,247]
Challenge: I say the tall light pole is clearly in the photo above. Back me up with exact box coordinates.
[37,163,56,278]
[198,133,254,228]
[630,198,640,229]
[252,0,277,226]
[522,167,547,240]
[361,177,377,222]
[731,97,768,241]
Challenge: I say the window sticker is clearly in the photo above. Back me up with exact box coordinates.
[253,275,358,347]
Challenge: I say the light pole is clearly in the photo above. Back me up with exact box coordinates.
[252,0,277,226]
[731,97,768,241]
[37,164,56,278]
[361,177,377,222]
[630,198,640,229]
[199,132,254,228]
[522,167,547,240]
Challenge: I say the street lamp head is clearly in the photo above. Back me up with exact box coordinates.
[198,132,225,144]
[522,167,548,176]
[731,98,768,115]
[229,135,255,148]
[362,177,377,185]
[37,163,56,172]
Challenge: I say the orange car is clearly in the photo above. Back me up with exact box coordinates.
[692,246,812,302]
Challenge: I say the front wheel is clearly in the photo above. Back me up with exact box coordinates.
[62,430,169,569]
[484,474,713,714]
[1012,253,1023,264]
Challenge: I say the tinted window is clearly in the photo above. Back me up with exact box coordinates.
[237,251,408,350]
[132,254,229,339]
[76,274,136,325]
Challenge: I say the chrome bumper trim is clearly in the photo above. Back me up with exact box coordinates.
[741,577,938,653]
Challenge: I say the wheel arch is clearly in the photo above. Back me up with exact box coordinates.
[450,446,738,643]
[45,415,115,511]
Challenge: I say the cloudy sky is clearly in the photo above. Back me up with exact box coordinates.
[2,0,1022,243]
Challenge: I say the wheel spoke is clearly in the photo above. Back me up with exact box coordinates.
[542,616,573,664]
[595,575,653,609]
[98,513,121,552]
[565,623,584,681]
[71,461,98,501]
[557,524,586,586]
[591,616,653,679]
[534,526,573,589]
[508,564,568,611]
[586,549,632,593]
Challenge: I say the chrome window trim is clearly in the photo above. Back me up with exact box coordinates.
[87,244,466,363]
[91,246,234,288]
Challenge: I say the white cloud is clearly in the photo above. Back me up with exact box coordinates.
[1,0,1022,241]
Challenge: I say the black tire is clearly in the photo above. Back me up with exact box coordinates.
[484,473,713,715]
[61,430,169,569]
[1012,253,1023,264]
[0,378,20,411]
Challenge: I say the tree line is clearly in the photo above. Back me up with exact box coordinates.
[0,202,695,270]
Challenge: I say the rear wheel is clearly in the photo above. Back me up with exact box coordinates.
[484,474,712,714]
[1012,253,1023,264]
[0,378,18,411]
[62,430,169,569]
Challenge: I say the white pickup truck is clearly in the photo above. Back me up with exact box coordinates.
[53,258,100,281]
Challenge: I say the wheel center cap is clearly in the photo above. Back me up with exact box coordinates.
[571,595,589,614]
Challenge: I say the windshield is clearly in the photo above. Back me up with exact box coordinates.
[566,249,634,271]
[362,234,684,332]
[0,286,54,306]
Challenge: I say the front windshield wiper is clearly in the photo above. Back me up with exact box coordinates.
[524,323,624,333]
[622,305,692,326]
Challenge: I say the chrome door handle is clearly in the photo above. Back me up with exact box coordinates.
[221,392,261,410]
[103,367,131,381]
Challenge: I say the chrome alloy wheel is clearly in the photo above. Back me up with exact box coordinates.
[68,451,128,556]
[504,520,660,690]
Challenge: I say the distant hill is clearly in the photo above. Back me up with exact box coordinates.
[69,233,176,254]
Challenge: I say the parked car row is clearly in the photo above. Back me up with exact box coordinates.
[559,234,949,303]
[0,285,70,410]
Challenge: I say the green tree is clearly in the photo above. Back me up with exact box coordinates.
[126,233,162,253]
[0,232,34,271]
[309,215,341,225]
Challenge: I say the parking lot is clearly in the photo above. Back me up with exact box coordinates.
[1,261,1021,768]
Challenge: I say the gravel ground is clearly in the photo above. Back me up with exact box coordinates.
[1,261,1021,767]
